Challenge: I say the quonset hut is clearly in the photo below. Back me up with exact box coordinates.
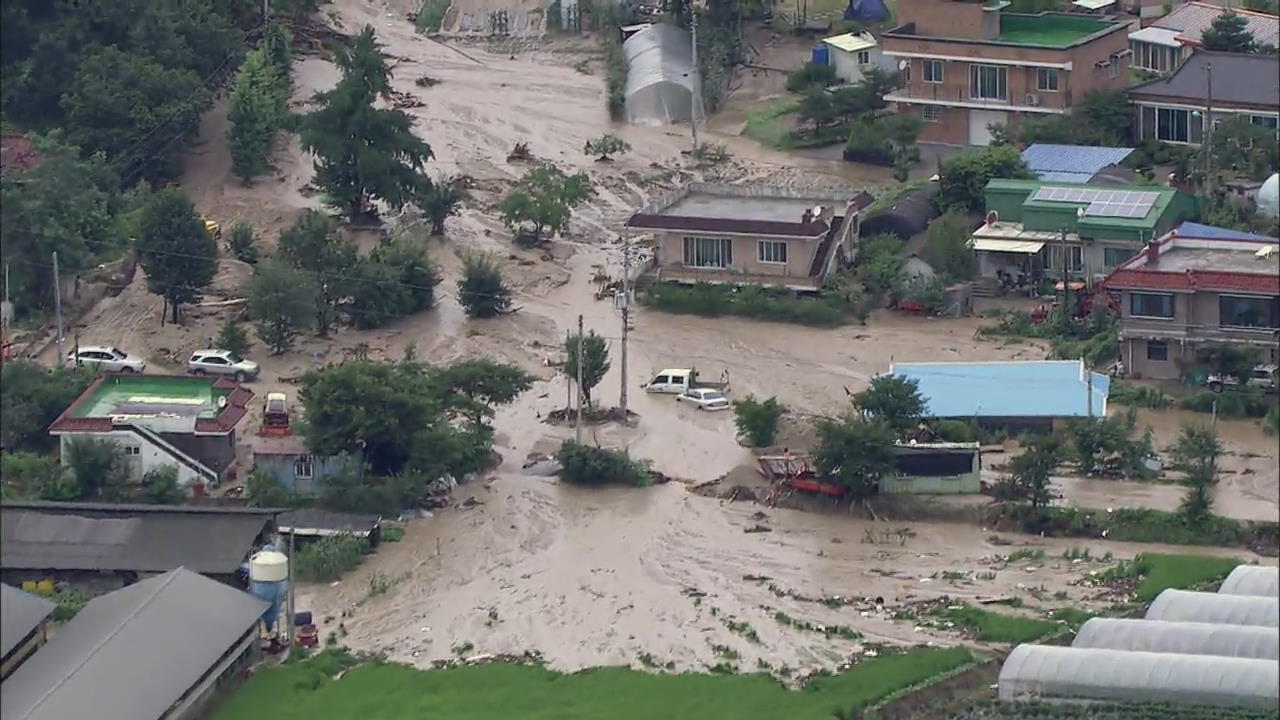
[997,645,1280,710]
[1218,565,1279,598]
[1072,618,1279,660]
[1145,590,1280,627]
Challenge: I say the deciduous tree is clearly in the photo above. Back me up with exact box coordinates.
[938,145,1032,213]
[140,465,184,504]
[0,452,79,501]
[64,437,131,500]
[277,210,357,335]
[813,416,897,500]
[499,164,593,244]
[136,188,218,324]
[923,209,978,282]
[216,314,252,357]
[457,252,512,318]
[248,259,315,354]
[853,375,928,438]
[733,395,784,447]
[0,362,97,453]
[416,175,463,235]
[299,25,433,220]
[584,134,631,161]
[998,434,1064,519]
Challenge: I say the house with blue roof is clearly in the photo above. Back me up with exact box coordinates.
[1021,144,1135,184]
[888,360,1110,433]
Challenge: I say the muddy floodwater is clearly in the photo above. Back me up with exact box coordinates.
[22,0,1276,677]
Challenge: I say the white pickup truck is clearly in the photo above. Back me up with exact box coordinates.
[643,368,731,395]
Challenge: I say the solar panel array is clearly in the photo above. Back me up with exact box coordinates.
[1030,187,1160,219]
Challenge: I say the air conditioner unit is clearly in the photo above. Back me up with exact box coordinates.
[1025,93,1041,107]
[1112,48,1133,60]
[1095,58,1112,68]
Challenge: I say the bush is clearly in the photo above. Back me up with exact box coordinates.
[842,117,894,166]
[1108,381,1172,409]
[415,0,451,32]
[50,589,92,621]
[294,533,369,582]
[639,283,847,327]
[732,395,784,447]
[785,61,837,92]
[933,420,977,443]
[228,222,261,264]
[1179,389,1271,418]
[557,441,651,487]
[245,470,305,508]
[1019,505,1278,551]
[937,145,1032,213]
[215,314,252,358]
[936,604,1058,644]
[457,252,512,318]
[139,465,184,504]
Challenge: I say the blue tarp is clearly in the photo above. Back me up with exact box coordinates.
[1174,222,1275,242]
[888,360,1110,419]
[844,0,890,23]
[1022,144,1135,184]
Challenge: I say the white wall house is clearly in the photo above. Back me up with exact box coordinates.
[53,428,217,489]
[821,32,895,85]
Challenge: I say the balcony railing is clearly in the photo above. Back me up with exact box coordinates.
[887,84,1071,108]
[1120,318,1280,344]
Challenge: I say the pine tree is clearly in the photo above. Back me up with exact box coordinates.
[1200,11,1257,53]
[300,25,433,220]
[136,189,217,324]
[227,48,288,181]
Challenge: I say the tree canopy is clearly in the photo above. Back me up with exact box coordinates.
[937,145,1032,213]
[813,416,897,500]
[248,259,315,354]
[853,375,928,438]
[277,210,358,336]
[499,164,593,244]
[227,46,290,181]
[1200,11,1260,52]
[1,361,97,453]
[300,25,433,220]
[564,330,611,407]
[135,188,218,323]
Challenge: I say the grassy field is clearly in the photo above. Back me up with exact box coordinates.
[1105,552,1241,602]
[937,605,1060,644]
[212,648,974,720]
[742,99,800,149]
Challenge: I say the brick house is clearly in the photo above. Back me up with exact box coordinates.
[1129,52,1280,146]
[879,0,1132,146]
[1129,3,1280,75]
[626,183,874,291]
[1103,224,1280,380]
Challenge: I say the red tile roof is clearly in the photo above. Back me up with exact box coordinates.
[1105,269,1280,295]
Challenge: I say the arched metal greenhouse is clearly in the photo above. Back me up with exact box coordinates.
[1218,565,1279,598]
[1146,589,1280,627]
[621,23,704,126]
[1072,618,1279,660]
[997,645,1280,709]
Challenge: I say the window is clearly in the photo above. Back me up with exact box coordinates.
[1036,68,1059,92]
[1050,244,1084,274]
[856,50,871,65]
[294,455,314,480]
[1133,42,1177,74]
[1146,340,1169,361]
[683,236,732,268]
[1219,295,1280,329]
[1103,247,1134,267]
[969,64,1008,101]
[922,106,942,123]
[1130,292,1175,318]
[923,59,943,84]
[124,446,141,456]
[757,241,788,264]
[1250,115,1279,130]
[1141,106,1203,144]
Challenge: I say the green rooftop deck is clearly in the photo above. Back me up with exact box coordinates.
[73,375,231,420]
[997,13,1118,47]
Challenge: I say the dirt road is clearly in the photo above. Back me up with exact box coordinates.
[40,0,1277,676]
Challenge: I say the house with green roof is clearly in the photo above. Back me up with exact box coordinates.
[969,179,1198,284]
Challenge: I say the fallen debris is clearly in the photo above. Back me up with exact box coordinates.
[744,524,772,534]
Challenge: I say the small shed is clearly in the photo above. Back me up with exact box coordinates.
[819,32,892,85]
[882,442,981,494]
[858,185,940,243]
[277,509,382,547]
[1145,589,1280,628]
[1,584,55,679]
[1218,566,1279,598]
[248,435,363,496]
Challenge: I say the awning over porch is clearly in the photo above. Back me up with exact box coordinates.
[970,238,1046,254]
[1072,0,1114,9]
[1129,26,1182,48]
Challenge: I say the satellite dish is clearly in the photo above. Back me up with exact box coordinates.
[217,396,228,409]
[898,59,909,70]
[985,210,999,226]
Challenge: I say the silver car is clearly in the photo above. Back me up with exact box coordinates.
[187,349,260,382]
[67,345,146,373]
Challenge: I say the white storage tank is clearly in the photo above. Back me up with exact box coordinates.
[249,550,289,582]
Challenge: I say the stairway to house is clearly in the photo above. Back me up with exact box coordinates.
[971,277,1001,298]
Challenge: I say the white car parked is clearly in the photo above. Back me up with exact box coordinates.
[187,349,260,382]
[675,388,731,411]
[66,346,146,373]
[1207,365,1277,393]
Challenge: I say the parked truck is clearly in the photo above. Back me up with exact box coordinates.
[643,368,731,395]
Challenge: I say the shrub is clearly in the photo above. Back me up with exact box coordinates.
[415,0,451,32]
[638,283,847,327]
[139,465,184,504]
[216,314,252,358]
[786,61,837,92]
[933,420,977,443]
[457,252,512,318]
[1108,381,1172,409]
[937,145,1032,213]
[556,441,651,487]
[936,604,1058,644]
[245,470,305,508]
[228,222,261,264]
[732,395,784,447]
[1179,388,1270,418]
[294,533,369,582]
[50,589,92,621]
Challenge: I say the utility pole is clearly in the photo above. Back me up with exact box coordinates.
[52,251,65,366]
[1086,359,1094,419]
[286,524,296,650]
[619,240,631,418]
[690,12,700,154]
[1203,62,1214,196]
[575,314,585,444]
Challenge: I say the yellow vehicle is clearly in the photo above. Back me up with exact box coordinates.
[203,217,221,241]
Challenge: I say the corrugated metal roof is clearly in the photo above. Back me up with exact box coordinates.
[822,32,877,53]
[1129,51,1280,107]
[1,585,55,660]
[1022,144,1135,184]
[1,568,266,720]
[888,360,1110,419]
[0,506,271,574]
[1154,2,1280,49]
[1174,222,1276,242]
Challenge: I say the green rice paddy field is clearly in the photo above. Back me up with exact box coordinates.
[212,647,974,720]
